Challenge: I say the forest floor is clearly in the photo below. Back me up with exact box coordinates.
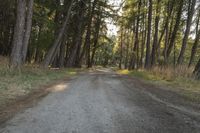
[0,68,200,133]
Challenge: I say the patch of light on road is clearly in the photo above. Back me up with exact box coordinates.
[51,83,68,92]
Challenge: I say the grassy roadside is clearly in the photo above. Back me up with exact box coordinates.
[117,69,200,103]
[0,66,78,108]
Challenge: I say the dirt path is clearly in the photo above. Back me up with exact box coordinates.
[0,69,200,133]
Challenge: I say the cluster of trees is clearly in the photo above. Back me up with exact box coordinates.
[116,0,200,78]
[0,0,116,69]
[1,0,200,78]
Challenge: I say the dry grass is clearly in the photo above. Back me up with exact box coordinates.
[0,56,78,107]
[117,66,200,103]
[149,65,194,81]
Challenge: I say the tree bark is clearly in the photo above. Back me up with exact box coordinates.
[166,0,183,59]
[194,58,200,79]
[58,40,66,68]
[145,0,152,69]
[140,8,147,68]
[79,0,97,67]
[42,0,74,68]
[177,0,196,65]
[151,0,161,66]
[133,0,141,69]
[21,0,34,63]
[119,26,123,69]
[125,30,130,69]
[189,10,200,67]
[10,0,26,69]
[91,17,101,67]
[66,1,86,67]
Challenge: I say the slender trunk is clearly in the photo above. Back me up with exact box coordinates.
[140,11,146,68]
[75,40,82,67]
[194,58,200,79]
[145,0,152,69]
[66,1,86,67]
[166,0,183,59]
[134,0,141,69]
[125,30,130,69]
[58,40,66,68]
[42,0,74,67]
[177,0,196,65]
[79,0,97,67]
[91,18,101,67]
[119,27,123,69]
[22,0,34,63]
[189,15,200,67]
[151,0,161,66]
[129,19,136,69]
[162,1,174,64]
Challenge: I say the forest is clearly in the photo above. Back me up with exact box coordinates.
[1,0,200,132]
[0,0,200,79]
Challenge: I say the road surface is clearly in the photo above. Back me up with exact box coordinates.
[0,69,200,133]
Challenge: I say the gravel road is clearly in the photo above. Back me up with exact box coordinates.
[0,69,200,133]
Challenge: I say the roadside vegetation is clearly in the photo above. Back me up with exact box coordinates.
[0,56,78,108]
[117,67,200,103]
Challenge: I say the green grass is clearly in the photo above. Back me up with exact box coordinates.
[0,66,78,106]
[117,69,200,103]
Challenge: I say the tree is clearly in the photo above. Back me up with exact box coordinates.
[90,3,102,67]
[177,0,196,65]
[189,8,200,67]
[66,0,87,67]
[166,0,184,59]
[194,58,200,79]
[133,0,142,69]
[10,0,27,69]
[21,0,34,63]
[145,0,152,69]
[151,0,161,66]
[0,0,15,56]
[42,0,74,67]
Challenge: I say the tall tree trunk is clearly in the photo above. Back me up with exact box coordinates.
[66,1,86,67]
[58,40,66,68]
[21,0,34,63]
[125,30,130,69]
[133,0,141,69]
[75,40,82,67]
[189,10,200,67]
[42,0,74,68]
[158,1,173,64]
[119,26,123,69]
[79,0,97,67]
[194,58,200,79]
[177,0,196,65]
[140,9,146,68]
[10,0,26,69]
[129,19,136,69]
[91,17,101,67]
[145,0,152,69]
[166,0,183,59]
[151,0,161,66]
[86,0,97,68]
